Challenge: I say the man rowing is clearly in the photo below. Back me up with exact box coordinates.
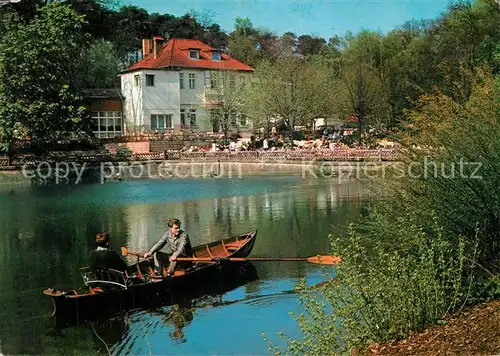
[144,218,194,277]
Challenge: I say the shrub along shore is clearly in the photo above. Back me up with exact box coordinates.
[270,74,500,354]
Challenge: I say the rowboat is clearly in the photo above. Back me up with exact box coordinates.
[43,230,258,328]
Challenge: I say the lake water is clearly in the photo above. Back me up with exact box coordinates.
[0,176,373,355]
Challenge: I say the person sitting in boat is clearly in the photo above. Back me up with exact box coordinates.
[143,218,193,277]
[89,232,128,272]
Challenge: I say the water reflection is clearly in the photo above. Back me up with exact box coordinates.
[112,262,259,354]
[165,304,194,343]
[123,177,371,254]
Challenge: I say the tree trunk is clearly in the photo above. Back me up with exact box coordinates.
[222,114,229,146]
[7,142,13,166]
[289,117,294,146]
[223,127,228,146]
[357,117,362,146]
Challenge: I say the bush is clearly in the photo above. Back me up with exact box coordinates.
[115,147,132,160]
[269,72,500,355]
[269,209,476,354]
[399,73,500,269]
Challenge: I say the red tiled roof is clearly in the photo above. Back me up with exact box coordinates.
[123,38,254,73]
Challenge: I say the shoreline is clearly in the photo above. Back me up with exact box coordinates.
[366,299,500,355]
[0,160,395,187]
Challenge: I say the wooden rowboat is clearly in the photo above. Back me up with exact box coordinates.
[43,230,257,328]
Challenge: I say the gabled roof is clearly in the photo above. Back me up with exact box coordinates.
[123,38,254,73]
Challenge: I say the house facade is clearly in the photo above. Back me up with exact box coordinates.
[120,38,254,135]
[83,89,124,139]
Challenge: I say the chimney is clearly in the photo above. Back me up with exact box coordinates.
[142,39,153,59]
[153,36,165,59]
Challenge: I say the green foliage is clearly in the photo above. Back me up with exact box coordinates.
[227,17,261,67]
[243,57,333,139]
[296,35,327,56]
[206,71,249,143]
[82,39,122,88]
[0,3,89,152]
[401,72,500,268]
[269,69,500,356]
[269,209,475,355]
[334,60,391,143]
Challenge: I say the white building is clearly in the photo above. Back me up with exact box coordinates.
[120,37,255,135]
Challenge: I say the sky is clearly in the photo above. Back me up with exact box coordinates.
[129,0,452,39]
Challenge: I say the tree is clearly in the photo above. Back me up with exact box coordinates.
[113,5,150,65]
[64,0,115,40]
[227,17,261,66]
[335,61,390,144]
[206,70,249,144]
[203,23,229,49]
[168,13,205,40]
[377,28,420,127]
[243,57,332,141]
[296,35,327,56]
[82,39,123,88]
[0,3,89,154]
[233,16,254,35]
[279,32,298,56]
[330,30,392,143]
[188,9,229,48]
[256,29,281,60]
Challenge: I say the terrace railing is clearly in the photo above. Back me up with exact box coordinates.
[165,149,398,162]
[1,149,398,166]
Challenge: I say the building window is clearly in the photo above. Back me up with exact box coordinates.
[151,114,172,131]
[239,75,247,87]
[229,74,235,89]
[189,49,199,59]
[134,74,140,87]
[239,114,248,126]
[209,108,217,121]
[230,112,237,125]
[146,74,155,86]
[91,111,122,138]
[181,108,197,128]
[209,109,220,131]
[179,73,184,89]
[180,109,186,127]
[189,109,197,126]
[212,51,221,61]
[210,72,218,89]
[188,73,195,89]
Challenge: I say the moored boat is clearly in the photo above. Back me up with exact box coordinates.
[43,230,257,327]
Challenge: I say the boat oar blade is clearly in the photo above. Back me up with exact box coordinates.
[306,255,342,265]
[121,246,145,258]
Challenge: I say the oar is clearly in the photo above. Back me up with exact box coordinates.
[176,256,341,265]
[121,246,341,265]
[121,247,146,259]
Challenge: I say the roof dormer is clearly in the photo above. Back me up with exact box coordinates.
[211,51,222,61]
[189,49,200,59]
